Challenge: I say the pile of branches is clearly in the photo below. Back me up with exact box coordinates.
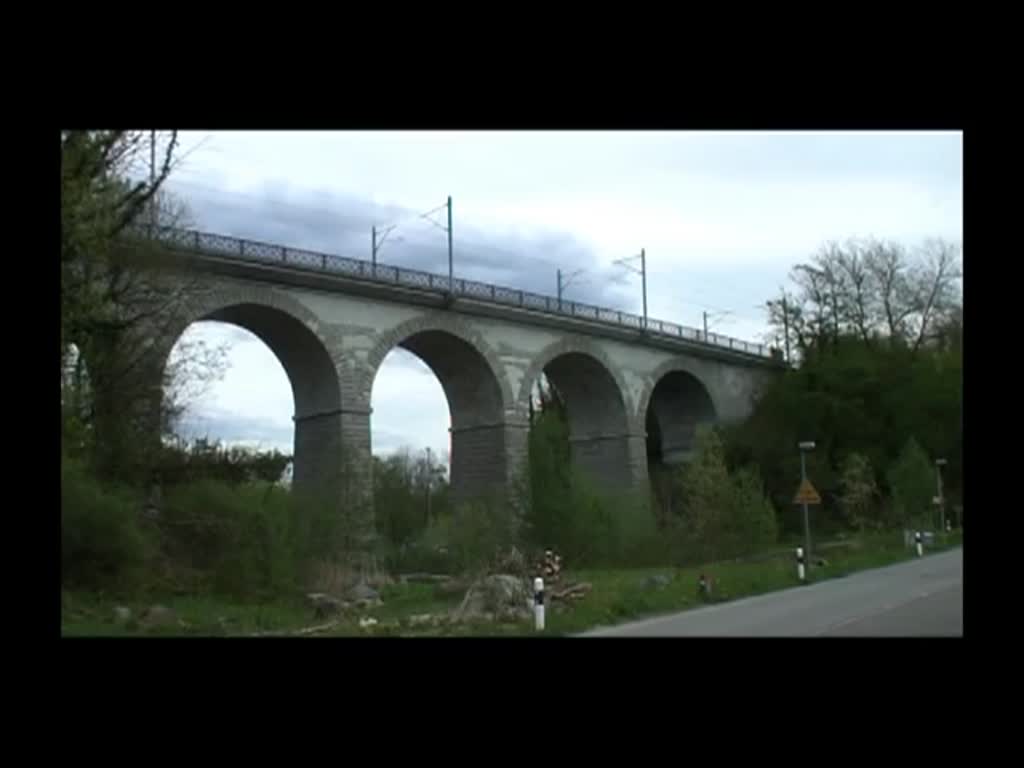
[536,549,563,583]
[535,549,591,603]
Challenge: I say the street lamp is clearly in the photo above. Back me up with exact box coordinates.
[798,441,815,563]
[935,458,948,531]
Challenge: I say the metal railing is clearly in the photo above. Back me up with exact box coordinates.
[125,224,774,359]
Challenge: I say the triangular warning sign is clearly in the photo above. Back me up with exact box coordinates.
[793,478,821,505]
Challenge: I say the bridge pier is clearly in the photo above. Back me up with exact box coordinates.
[569,431,649,497]
[340,406,376,547]
[448,418,530,511]
[292,404,375,547]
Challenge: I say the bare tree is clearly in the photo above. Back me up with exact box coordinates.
[790,262,834,350]
[862,239,916,341]
[765,287,809,362]
[834,240,873,343]
[907,238,962,352]
[770,236,962,358]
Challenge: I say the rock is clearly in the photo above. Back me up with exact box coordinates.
[642,574,672,590]
[113,606,132,624]
[348,583,380,602]
[141,604,178,628]
[110,606,138,630]
[454,574,533,623]
[358,617,378,629]
[307,593,347,619]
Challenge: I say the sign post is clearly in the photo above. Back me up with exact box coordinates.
[793,473,821,565]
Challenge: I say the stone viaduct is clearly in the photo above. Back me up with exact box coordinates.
[119,227,784,537]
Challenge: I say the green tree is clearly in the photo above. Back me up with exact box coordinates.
[725,327,961,534]
[672,427,777,563]
[522,378,573,552]
[677,427,734,562]
[61,131,227,484]
[372,448,450,549]
[887,437,935,529]
[374,451,422,548]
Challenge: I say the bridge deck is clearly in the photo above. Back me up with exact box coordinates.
[124,224,782,365]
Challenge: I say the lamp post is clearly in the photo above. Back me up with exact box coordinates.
[799,441,815,564]
[935,458,947,531]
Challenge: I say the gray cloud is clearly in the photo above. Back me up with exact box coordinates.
[176,406,294,454]
[169,182,642,318]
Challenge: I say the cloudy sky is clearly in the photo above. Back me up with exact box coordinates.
[160,130,963,465]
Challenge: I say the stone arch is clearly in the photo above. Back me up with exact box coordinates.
[157,283,349,501]
[638,359,719,466]
[519,336,640,491]
[362,311,515,413]
[516,336,636,428]
[163,284,344,383]
[364,311,517,504]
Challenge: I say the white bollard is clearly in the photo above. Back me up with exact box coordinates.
[534,576,545,631]
[796,546,806,582]
[915,531,923,557]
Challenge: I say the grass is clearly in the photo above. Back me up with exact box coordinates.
[61,590,314,636]
[61,530,962,638]
[60,579,529,637]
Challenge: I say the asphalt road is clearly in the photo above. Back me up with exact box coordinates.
[579,547,963,637]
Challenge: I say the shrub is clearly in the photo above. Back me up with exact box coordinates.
[730,466,780,555]
[61,454,152,592]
